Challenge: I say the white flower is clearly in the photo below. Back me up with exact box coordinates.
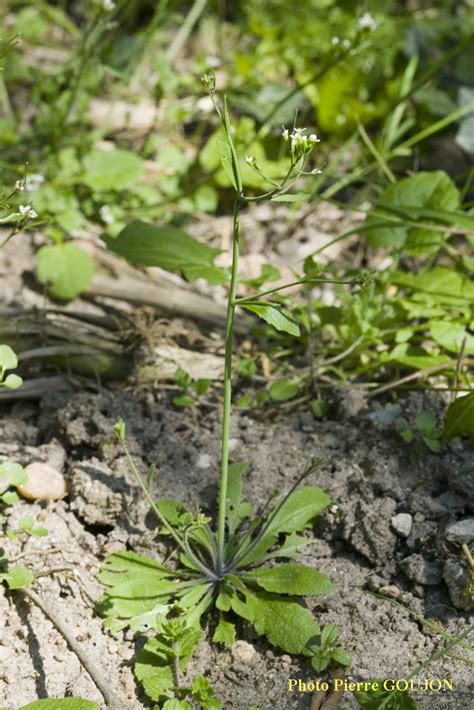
[343,38,351,48]
[245,155,257,168]
[96,0,115,12]
[282,127,289,142]
[25,173,45,192]
[15,179,25,192]
[19,204,38,219]
[283,127,321,161]
[99,204,114,224]
[358,12,378,31]
[331,37,340,46]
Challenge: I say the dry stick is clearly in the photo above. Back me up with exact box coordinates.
[19,586,123,710]
[367,358,474,398]
[451,335,468,405]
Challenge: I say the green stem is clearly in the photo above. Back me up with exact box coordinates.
[216,197,241,570]
[235,277,353,303]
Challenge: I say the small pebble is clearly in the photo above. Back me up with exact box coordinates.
[445,518,474,546]
[18,462,67,501]
[196,453,213,470]
[391,513,413,538]
[379,585,401,599]
[232,640,257,664]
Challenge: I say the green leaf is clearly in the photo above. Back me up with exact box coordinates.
[82,148,144,191]
[1,564,34,589]
[331,648,352,667]
[429,321,474,355]
[238,486,330,566]
[367,171,460,255]
[172,395,196,407]
[415,411,437,433]
[0,462,27,487]
[212,615,236,646]
[104,221,227,285]
[271,193,311,203]
[0,344,18,372]
[226,461,251,535]
[230,588,320,654]
[14,700,101,710]
[262,532,313,561]
[135,639,175,702]
[265,486,330,538]
[268,379,298,402]
[162,699,191,710]
[241,303,300,336]
[443,393,474,444]
[244,563,332,596]
[393,267,474,305]
[354,682,422,709]
[217,141,238,192]
[2,373,23,389]
[37,243,95,301]
[97,552,175,630]
[192,674,221,710]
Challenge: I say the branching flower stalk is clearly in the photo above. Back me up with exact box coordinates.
[201,72,323,576]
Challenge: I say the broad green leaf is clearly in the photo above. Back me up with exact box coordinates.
[14,701,101,710]
[244,563,332,596]
[331,648,352,667]
[383,344,450,371]
[367,171,460,255]
[2,374,23,389]
[268,379,298,401]
[443,394,474,443]
[415,411,437,432]
[162,699,191,710]
[172,395,196,407]
[241,303,300,336]
[1,564,34,589]
[230,589,320,654]
[0,344,18,372]
[217,141,238,192]
[238,486,330,566]
[37,244,95,301]
[212,615,236,646]
[429,321,474,355]
[0,462,27,487]
[393,267,474,305]
[104,221,227,285]
[265,486,330,537]
[271,193,311,203]
[82,148,144,191]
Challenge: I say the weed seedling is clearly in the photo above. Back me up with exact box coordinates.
[99,77,346,706]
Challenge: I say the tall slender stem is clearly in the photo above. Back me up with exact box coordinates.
[216,197,241,570]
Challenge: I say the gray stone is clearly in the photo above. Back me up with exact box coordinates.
[400,554,443,586]
[391,513,413,538]
[445,518,474,546]
[443,558,473,610]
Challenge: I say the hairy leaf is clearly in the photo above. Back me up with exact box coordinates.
[244,563,332,596]
[105,221,227,285]
[230,588,320,654]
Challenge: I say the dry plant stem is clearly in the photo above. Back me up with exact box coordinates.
[367,358,474,398]
[19,586,123,709]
